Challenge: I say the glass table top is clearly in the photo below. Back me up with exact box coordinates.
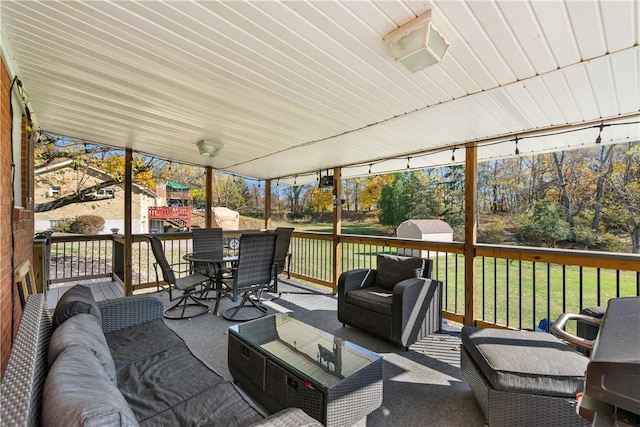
[229,314,381,389]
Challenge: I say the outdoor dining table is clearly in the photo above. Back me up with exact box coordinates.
[183,252,239,301]
[183,252,238,265]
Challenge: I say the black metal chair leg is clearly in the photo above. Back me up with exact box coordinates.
[222,293,268,321]
[163,294,209,320]
[196,280,218,301]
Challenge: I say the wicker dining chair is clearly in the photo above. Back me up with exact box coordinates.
[191,228,228,299]
[147,235,211,319]
[273,227,294,281]
[192,228,224,272]
[213,233,277,321]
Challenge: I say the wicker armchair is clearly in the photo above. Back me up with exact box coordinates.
[337,254,441,350]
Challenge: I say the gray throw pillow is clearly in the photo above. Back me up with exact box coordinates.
[52,284,101,330]
[375,254,425,291]
[43,346,139,427]
[48,313,117,385]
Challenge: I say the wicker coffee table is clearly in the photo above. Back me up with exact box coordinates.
[228,314,383,426]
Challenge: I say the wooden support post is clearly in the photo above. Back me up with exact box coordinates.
[205,166,212,228]
[124,148,133,296]
[264,179,272,230]
[332,168,342,293]
[464,142,478,326]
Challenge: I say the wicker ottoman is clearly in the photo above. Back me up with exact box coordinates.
[461,327,590,427]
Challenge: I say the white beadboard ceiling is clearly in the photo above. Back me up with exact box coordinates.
[1,0,639,185]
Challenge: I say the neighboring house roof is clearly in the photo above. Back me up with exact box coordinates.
[166,181,190,190]
[35,159,159,198]
[398,219,453,234]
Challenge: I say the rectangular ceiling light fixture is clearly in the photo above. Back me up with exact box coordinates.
[383,9,449,73]
[197,139,223,157]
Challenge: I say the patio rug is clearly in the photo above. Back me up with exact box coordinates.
[155,279,485,427]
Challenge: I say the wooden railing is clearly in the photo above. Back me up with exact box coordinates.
[45,231,640,331]
[288,231,639,330]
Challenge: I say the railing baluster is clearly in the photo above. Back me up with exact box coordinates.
[562,265,566,313]
[457,252,461,314]
[493,258,498,323]
[506,257,510,327]
[518,260,522,330]
[546,263,551,332]
[579,266,584,310]
[481,256,485,321]
[597,268,601,305]
[74,241,77,278]
[532,261,536,330]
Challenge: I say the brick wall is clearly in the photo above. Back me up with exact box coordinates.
[1,56,34,376]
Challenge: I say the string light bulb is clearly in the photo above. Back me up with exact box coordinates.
[596,123,603,144]
[407,157,411,169]
[515,136,520,155]
[369,164,372,174]
[451,148,456,162]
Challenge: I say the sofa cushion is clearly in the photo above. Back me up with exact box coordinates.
[48,313,117,384]
[375,254,426,291]
[462,326,588,397]
[43,346,139,427]
[52,284,101,330]
[140,381,264,427]
[345,286,393,316]
[105,319,184,369]
[117,343,228,423]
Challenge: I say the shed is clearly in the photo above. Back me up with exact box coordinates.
[397,219,453,258]
[211,207,240,230]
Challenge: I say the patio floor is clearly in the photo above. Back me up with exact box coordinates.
[47,278,486,426]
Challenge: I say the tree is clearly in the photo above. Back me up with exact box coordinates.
[102,155,157,190]
[283,184,308,214]
[342,177,367,211]
[519,198,570,247]
[379,173,411,228]
[440,165,465,231]
[307,187,332,212]
[360,175,394,210]
[591,145,614,232]
[210,174,247,209]
[35,138,162,212]
[604,142,640,253]
[407,170,441,219]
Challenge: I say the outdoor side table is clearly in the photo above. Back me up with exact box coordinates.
[228,314,383,427]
